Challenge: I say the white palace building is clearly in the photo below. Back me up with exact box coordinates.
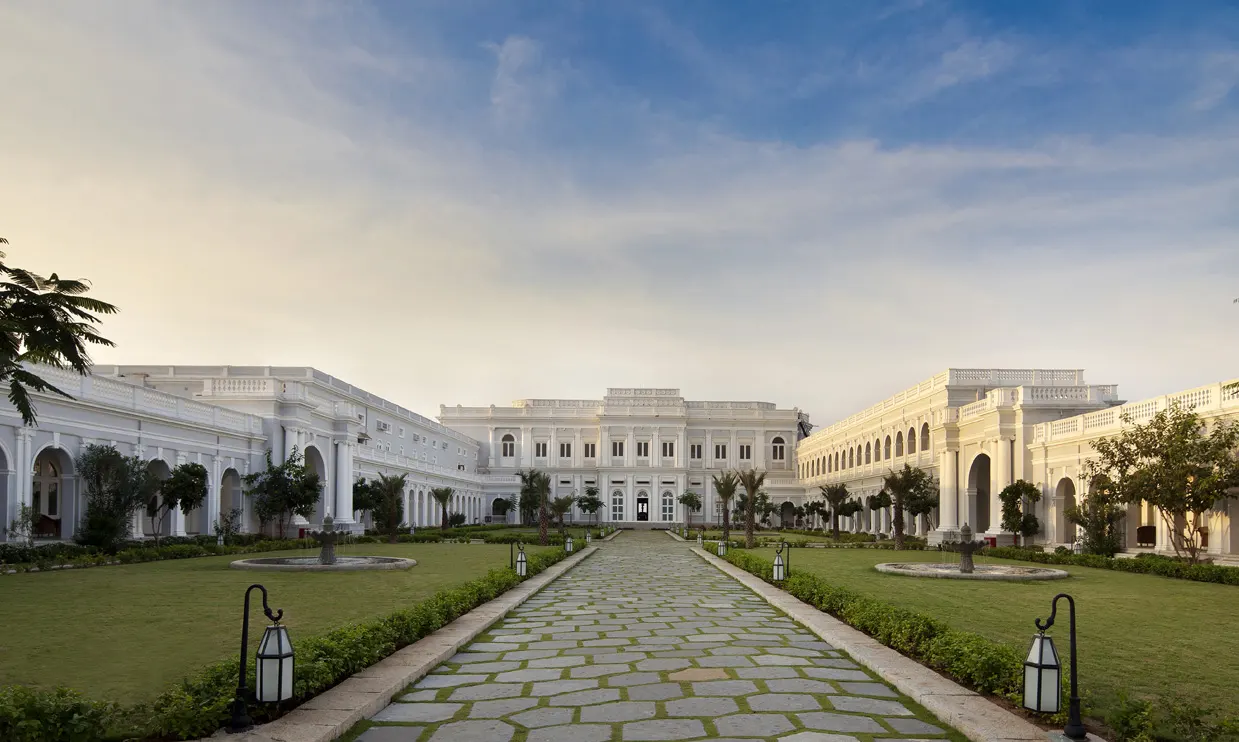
[2,364,1236,560]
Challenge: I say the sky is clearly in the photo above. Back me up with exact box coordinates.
[3,0,1238,427]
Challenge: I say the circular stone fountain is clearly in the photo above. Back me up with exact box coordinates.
[874,562,1069,581]
[230,516,417,572]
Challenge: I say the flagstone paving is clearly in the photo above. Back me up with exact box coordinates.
[356,532,963,742]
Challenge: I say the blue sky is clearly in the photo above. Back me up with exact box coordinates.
[2,0,1237,422]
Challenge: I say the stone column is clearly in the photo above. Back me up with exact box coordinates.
[730,429,738,468]
[209,457,222,536]
[284,426,298,464]
[626,428,635,466]
[488,427,497,468]
[336,442,354,524]
[755,430,766,469]
[333,440,350,519]
[550,427,558,466]
[521,426,532,467]
[14,428,33,511]
[988,438,1012,535]
[939,449,959,530]
[169,452,188,536]
[574,428,583,467]
[705,431,714,469]
[677,428,687,468]
[652,426,660,466]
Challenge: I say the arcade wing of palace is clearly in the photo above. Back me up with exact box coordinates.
[4,365,1237,561]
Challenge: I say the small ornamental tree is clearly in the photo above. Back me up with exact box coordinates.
[372,473,407,542]
[352,477,383,526]
[883,464,936,550]
[1088,404,1239,563]
[147,462,208,545]
[1066,479,1126,556]
[677,490,702,530]
[430,486,454,531]
[7,504,39,547]
[866,490,892,534]
[998,479,1042,545]
[577,487,603,529]
[821,483,852,540]
[736,469,767,548]
[804,500,827,530]
[75,444,158,552]
[213,507,243,545]
[550,494,575,535]
[244,448,321,537]
[793,504,806,527]
[712,471,739,542]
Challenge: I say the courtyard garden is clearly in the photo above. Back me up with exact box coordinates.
[742,545,1239,737]
[0,541,556,704]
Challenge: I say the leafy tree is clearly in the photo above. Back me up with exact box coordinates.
[448,512,467,527]
[243,448,321,537]
[758,493,777,528]
[1087,405,1239,563]
[821,483,854,540]
[1065,479,1126,556]
[351,477,383,525]
[372,473,407,542]
[517,487,539,525]
[75,444,158,552]
[883,464,936,550]
[712,471,739,542]
[677,490,702,530]
[804,500,829,530]
[735,469,767,548]
[491,496,514,523]
[550,494,575,535]
[577,487,603,529]
[998,479,1042,544]
[430,486,454,530]
[0,237,118,426]
[518,468,552,545]
[865,489,892,534]
[7,504,39,547]
[793,504,806,527]
[147,462,208,545]
[213,507,243,545]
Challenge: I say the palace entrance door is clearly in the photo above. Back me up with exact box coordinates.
[636,494,650,521]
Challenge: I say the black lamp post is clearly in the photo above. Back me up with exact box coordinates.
[1026,593,1086,740]
[228,584,294,733]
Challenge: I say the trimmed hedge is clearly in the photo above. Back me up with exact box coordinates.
[0,547,569,741]
[986,547,1239,586]
[1,539,317,575]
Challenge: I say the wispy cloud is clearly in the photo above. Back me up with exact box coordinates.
[487,35,564,127]
[1193,51,1239,111]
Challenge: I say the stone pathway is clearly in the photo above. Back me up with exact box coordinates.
[356,532,959,742]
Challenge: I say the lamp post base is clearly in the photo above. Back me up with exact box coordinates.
[1047,732,1104,742]
[227,696,254,734]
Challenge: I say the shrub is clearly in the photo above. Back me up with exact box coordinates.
[0,685,120,742]
[985,547,1239,586]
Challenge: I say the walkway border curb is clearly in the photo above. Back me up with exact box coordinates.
[219,546,599,742]
[693,547,1058,742]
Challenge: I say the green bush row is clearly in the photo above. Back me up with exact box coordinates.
[0,547,569,741]
[986,547,1239,586]
[1,539,320,575]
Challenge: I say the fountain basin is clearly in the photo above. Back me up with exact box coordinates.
[874,562,1069,581]
[230,556,417,572]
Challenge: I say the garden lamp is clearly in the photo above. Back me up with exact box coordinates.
[696,532,703,547]
[773,541,786,582]
[565,535,574,553]
[228,584,294,732]
[1026,593,1086,740]
[516,542,528,577]
[716,540,727,557]
[585,530,592,545]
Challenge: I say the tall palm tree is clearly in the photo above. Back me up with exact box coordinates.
[735,468,767,549]
[1,238,118,426]
[711,471,739,543]
[375,472,408,542]
[430,486,454,531]
[519,469,552,545]
[550,494,575,536]
[820,483,852,540]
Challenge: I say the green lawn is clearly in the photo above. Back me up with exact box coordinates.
[0,542,552,703]
[750,547,1239,720]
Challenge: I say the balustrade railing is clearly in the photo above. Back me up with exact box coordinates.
[1033,379,1238,446]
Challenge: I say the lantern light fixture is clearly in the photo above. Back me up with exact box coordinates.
[565,535,574,554]
[1025,593,1086,740]
[516,542,528,578]
[585,530,592,545]
[696,532,703,547]
[228,584,294,732]
[773,542,787,582]
[716,540,727,557]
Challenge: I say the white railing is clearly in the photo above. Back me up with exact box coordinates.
[26,365,264,435]
[354,446,484,483]
[1033,379,1239,446]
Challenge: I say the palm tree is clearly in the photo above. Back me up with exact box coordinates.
[735,468,767,548]
[712,471,739,543]
[375,472,408,542]
[519,469,552,546]
[550,494,575,536]
[430,486,454,531]
[1,237,118,426]
[820,483,852,540]
[883,464,935,550]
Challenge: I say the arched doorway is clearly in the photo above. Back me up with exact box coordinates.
[32,448,74,539]
[302,445,328,521]
[219,468,247,534]
[610,489,624,522]
[1054,478,1076,544]
[967,453,991,533]
[780,501,795,528]
[636,490,650,522]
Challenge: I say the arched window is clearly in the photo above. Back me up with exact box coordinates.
[771,436,785,461]
[32,452,62,521]
[661,491,674,521]
[907,427,917,454]
[611,489,624,521]
[848,449,854,468]
[835,452,840,470]
[884,436,892,460]
[826,455,831,474]
[501,434,515,458]
[864,443,871,464]
[920,422,930,451]
[895,432,904,457]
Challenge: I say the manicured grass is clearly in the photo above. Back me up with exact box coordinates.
[751,547,1239,720]
[0,542,553,704]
